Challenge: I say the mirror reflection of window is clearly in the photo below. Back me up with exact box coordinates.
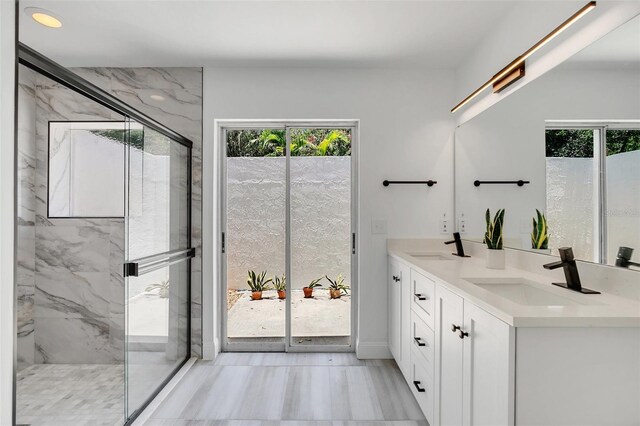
[605,129,640,266]
[545,128,599,263]
[546,126,640,266]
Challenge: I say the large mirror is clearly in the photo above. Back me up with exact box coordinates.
[455,14,640,271]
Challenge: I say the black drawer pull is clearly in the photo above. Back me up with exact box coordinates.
[414,293,427,301]
[458,329,469,339]
[414,337,426,347]
[413,380,426,393]
[451,324,461,332]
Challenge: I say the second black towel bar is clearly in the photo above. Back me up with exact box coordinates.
[383,180,437,187]
[474,180,530,187]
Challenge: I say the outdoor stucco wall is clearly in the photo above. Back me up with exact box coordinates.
[227,156,351,290]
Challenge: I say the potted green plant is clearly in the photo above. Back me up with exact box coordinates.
[325,274,350,299]
[303,277,322,298]
[531,209,549,250]
[145,279,169,298]
[484,208,505,269]
[247,270,272,300]
[273,274,286,300]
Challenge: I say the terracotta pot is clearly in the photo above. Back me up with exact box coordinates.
[303,287,313,298]
[329,289,342,299]
[277,290,286,300]
[251,291,263,300]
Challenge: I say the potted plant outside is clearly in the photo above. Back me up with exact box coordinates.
[325,274,350,299]
[145,279,169,298]
[273,274,286,300]
[531,209,549,251]
[247,270,272,300]
[484,208,506,269]
[303,278,322,298]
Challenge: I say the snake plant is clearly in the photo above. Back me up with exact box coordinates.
[484,208,505,250]
[247,270,272,292]
[325,274,350,294]
[272,274,286,292]
[531,209,549,249]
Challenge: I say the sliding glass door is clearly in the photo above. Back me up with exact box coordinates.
[124,121,192,418]
[222,123,356,352]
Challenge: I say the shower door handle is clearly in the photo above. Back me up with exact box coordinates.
[124,247,196,277]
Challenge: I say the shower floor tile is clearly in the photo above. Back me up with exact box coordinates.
[16,363,124,426]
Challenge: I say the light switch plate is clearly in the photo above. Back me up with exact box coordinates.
[372,219,387,235]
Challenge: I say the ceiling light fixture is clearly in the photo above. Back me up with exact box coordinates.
[451,1,596,113]
[149,94,165,101]
[25,7,63,28]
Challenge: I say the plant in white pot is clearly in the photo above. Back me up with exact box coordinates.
[531,209,549,251]
[484,208,505,269]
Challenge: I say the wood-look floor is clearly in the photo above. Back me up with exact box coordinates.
[145,353,427,426]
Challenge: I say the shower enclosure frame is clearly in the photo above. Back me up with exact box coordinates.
[14,43,195,426]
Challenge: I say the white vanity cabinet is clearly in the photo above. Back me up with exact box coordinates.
[388,257,411,378]
[389,255,514,426]
[434,285,514,426]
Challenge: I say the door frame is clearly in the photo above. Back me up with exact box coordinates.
[217,119,359,353]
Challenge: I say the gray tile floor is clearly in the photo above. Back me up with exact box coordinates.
[145,353,427,426]
[16,364,124,426]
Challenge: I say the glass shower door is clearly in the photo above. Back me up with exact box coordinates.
[124,121,192,419]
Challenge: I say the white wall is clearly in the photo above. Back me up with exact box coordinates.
[454,1,640,125]
[204,67,455,357]
[0,1,15,423]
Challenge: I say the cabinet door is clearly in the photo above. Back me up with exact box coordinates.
[388,258,401,361]
[435,285,464,426]
[462,302,514,426]
[398,262,411,376]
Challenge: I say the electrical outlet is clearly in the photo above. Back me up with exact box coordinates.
[459,219,467,234]
[441,220,449,234]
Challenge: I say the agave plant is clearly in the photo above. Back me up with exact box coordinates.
[305,277,323,289]
[531,209,549,249]
[325,274,350,294]
[246,270,272,292]
[484,208,505,250]
[145,280,169,298]
[273,274,286,292]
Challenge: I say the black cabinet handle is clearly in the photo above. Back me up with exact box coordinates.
[451,324,461,332]
[414,293,427,301]
[458,329,469,339]
[414,337,426,347]
[413,381,426,393]
[392,275,400,282]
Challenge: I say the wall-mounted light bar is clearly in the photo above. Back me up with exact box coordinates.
[451,1,596,113]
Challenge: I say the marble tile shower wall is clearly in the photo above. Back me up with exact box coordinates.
[16,67,203,368]
[16,68,126,368]
[72,68,203,357]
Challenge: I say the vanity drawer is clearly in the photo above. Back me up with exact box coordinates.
[411,310,434,375]
[410,269,435,329]
[410,348,434,423]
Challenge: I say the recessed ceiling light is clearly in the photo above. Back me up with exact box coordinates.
[25,7,62,28]
[150,94,165,101]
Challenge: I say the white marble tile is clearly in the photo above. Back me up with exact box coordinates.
[36,225,110,273]
[34,317,117,364]
[35,271,111,319]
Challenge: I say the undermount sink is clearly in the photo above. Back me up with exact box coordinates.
[408,252,453,261]
[462,277,602,306]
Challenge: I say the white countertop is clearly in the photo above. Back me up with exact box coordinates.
[388,245,640,327]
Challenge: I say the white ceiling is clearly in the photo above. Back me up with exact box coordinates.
[19,0,519,68]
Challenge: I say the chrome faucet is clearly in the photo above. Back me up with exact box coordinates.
[543,247,600,294]
[445,232,469,257]
[615,247,640,269]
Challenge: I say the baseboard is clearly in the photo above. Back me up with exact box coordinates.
[356,340,392,359]
[203,339,217,360]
